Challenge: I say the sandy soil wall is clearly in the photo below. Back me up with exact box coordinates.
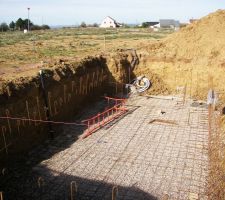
[0,54,132,166]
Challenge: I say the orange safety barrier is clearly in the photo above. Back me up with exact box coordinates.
[81,97,128,139]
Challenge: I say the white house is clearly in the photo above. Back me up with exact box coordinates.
[100,16,122,28]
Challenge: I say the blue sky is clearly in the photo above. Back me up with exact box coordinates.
[0,0,225,25]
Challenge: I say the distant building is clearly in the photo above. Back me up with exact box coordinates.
[142,22,160,27]
[189,19,198,23]
[159,19,180,30]
[100,16,122,28]
[139,21,160,31]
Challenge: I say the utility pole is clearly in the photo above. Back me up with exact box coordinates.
[27,7,30,32]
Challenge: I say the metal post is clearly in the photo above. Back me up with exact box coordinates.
[27,8,30,32]
[39,70,54,139]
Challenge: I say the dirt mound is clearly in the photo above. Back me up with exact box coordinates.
[145,9,225,67]
[136,10,225,102]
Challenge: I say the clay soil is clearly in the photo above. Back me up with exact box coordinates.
[137,10,225,104]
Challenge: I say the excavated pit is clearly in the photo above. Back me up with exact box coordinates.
[0,51,171,165]
[0,50,223,199]
[0,54,129,164]
[1,10,225,197]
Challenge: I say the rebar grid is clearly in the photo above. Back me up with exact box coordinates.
[0,95,210,199]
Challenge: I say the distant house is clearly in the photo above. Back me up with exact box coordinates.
[189,19,198,24]
[160,19,180,30]
[100,16,122,28]
[139,21,160,31]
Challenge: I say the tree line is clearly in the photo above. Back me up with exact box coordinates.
[0,18,50,32]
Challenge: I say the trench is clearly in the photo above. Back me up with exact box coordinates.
[0,53,138,166]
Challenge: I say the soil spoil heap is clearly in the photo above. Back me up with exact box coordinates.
[146,9,225,67]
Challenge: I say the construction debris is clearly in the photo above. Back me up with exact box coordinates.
[126,75,151,94]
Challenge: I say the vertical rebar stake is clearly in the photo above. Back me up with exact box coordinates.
[36,96,41,121]
[5,109,12,136]
[25,101,31,125]
[187,109,191,125]
[70,181,78,200]
[0,191,3,200]
[38,177,44,200]
[112,186,118,200]
[2,127,8,155]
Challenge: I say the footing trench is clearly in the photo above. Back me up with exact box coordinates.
[0,95,209,200]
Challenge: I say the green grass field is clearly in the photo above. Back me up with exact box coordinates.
[0,27,172,69]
